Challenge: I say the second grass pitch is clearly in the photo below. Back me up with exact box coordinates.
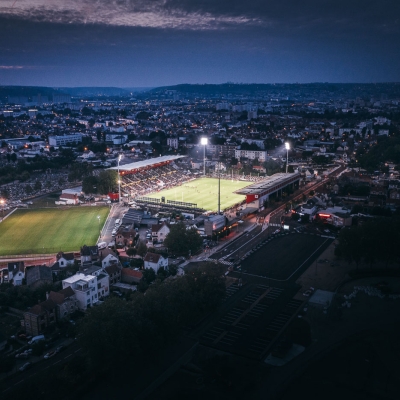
[147,178,250,211]
[0,206,110,256]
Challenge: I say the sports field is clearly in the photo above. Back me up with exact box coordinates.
[0,206,110,256]
[147,178,250,211]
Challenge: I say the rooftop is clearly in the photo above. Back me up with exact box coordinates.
[235,172,301,195]
[109,155,186,172]
[63,273,95,284]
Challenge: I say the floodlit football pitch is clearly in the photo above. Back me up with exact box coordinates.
[0,207,110,256]
[147,178,250,211]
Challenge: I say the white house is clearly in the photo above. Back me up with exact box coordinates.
[56,252,75,267]
[234,149,268,162]
[151,222,170,243]
[167,138,179,149]
[143,253,168,273]
[58,193,79,205]
[62,273,104,310]
[0,262,25,286]
[101,253,119,268]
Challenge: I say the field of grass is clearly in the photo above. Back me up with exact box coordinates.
[147,178,250,211]
[0,206,110,256]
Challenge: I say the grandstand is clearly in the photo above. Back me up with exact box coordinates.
[109,155,191,199]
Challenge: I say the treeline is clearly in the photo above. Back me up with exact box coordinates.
[358,135,400,172]
[335,217,400,269]
[0,282,61,310]
[78,263,226,372]
[0,151,75,185]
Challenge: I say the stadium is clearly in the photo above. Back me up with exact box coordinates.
[111,156,301,215]
[111,156,254,214]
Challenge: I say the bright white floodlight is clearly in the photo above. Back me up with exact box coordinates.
[285,142,290,173]
[201,138,208,176]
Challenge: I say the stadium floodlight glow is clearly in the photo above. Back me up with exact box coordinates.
[285,142,290,173]
[201,137,208,176]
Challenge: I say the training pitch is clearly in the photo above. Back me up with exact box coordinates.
[147,178,250,211]
[0,206,110,256]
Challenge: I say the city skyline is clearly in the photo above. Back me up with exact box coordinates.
[0,0,399,86]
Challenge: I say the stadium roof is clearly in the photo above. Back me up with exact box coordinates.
[235,172,301,195]
[109,155,186,172]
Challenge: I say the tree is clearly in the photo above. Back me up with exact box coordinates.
[34,180,42,191]
[97,170,118,195]
[126,247,136,258]
[142,268,156,284]
[164,222,202,256]
[82,175,99,195]
[25,184,33,195]
[136,240,147,258]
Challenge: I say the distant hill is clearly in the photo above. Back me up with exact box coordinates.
[57,87,131,97]
[0,86,135,103]
[150,82,400,97]
[0,86,69,102]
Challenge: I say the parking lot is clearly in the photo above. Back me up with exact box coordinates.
[238,232,333,281]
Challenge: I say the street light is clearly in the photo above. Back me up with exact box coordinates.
[97,215,101,237]
[200,137,208,176]
[117,154,123,204]
[0,199,4,221]
[285,142,290,174]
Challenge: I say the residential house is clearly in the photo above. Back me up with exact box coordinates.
[25,265,53,288]
[47,287,78,320]
[115,230,134,247]
[56,252,75,267]
[101,252,119,268]
[80,245,99,267]
[104,264,121,285]
[151,222,170,243]
[1,261,25,285]
[62,273,101,310]
[143,252,168,273]
[121,268,143,284]
[24,298,57,336]
[58,193,79,205]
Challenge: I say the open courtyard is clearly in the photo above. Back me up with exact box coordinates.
[147,177,250,211]
[0,206,110,256]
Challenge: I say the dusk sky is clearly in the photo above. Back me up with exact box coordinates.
[0,0,399,87]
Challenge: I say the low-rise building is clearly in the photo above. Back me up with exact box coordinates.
[151,222,170,243]
[143,252,168,273]
[25,265,53,288]
[121,268,143,284]
[62,273,101,310]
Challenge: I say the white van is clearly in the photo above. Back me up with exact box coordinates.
[98,242,107,250]
[28,335,45,345]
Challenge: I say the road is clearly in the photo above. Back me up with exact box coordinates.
[1,341,83,398]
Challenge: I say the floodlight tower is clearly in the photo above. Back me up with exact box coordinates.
[201,137,208,176]
[117,154,123,204]
[285,142,290,174]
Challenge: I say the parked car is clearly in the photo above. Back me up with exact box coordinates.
[19,362,31,372]
[28,334,45,345]
[55,345,66,353]
[44,351,56,359]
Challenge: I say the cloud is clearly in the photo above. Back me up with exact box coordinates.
[0,0,264,30]
[0,65,24,69]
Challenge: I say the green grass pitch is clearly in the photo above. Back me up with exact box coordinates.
[147,178,250,211]
[0,207,110,256]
